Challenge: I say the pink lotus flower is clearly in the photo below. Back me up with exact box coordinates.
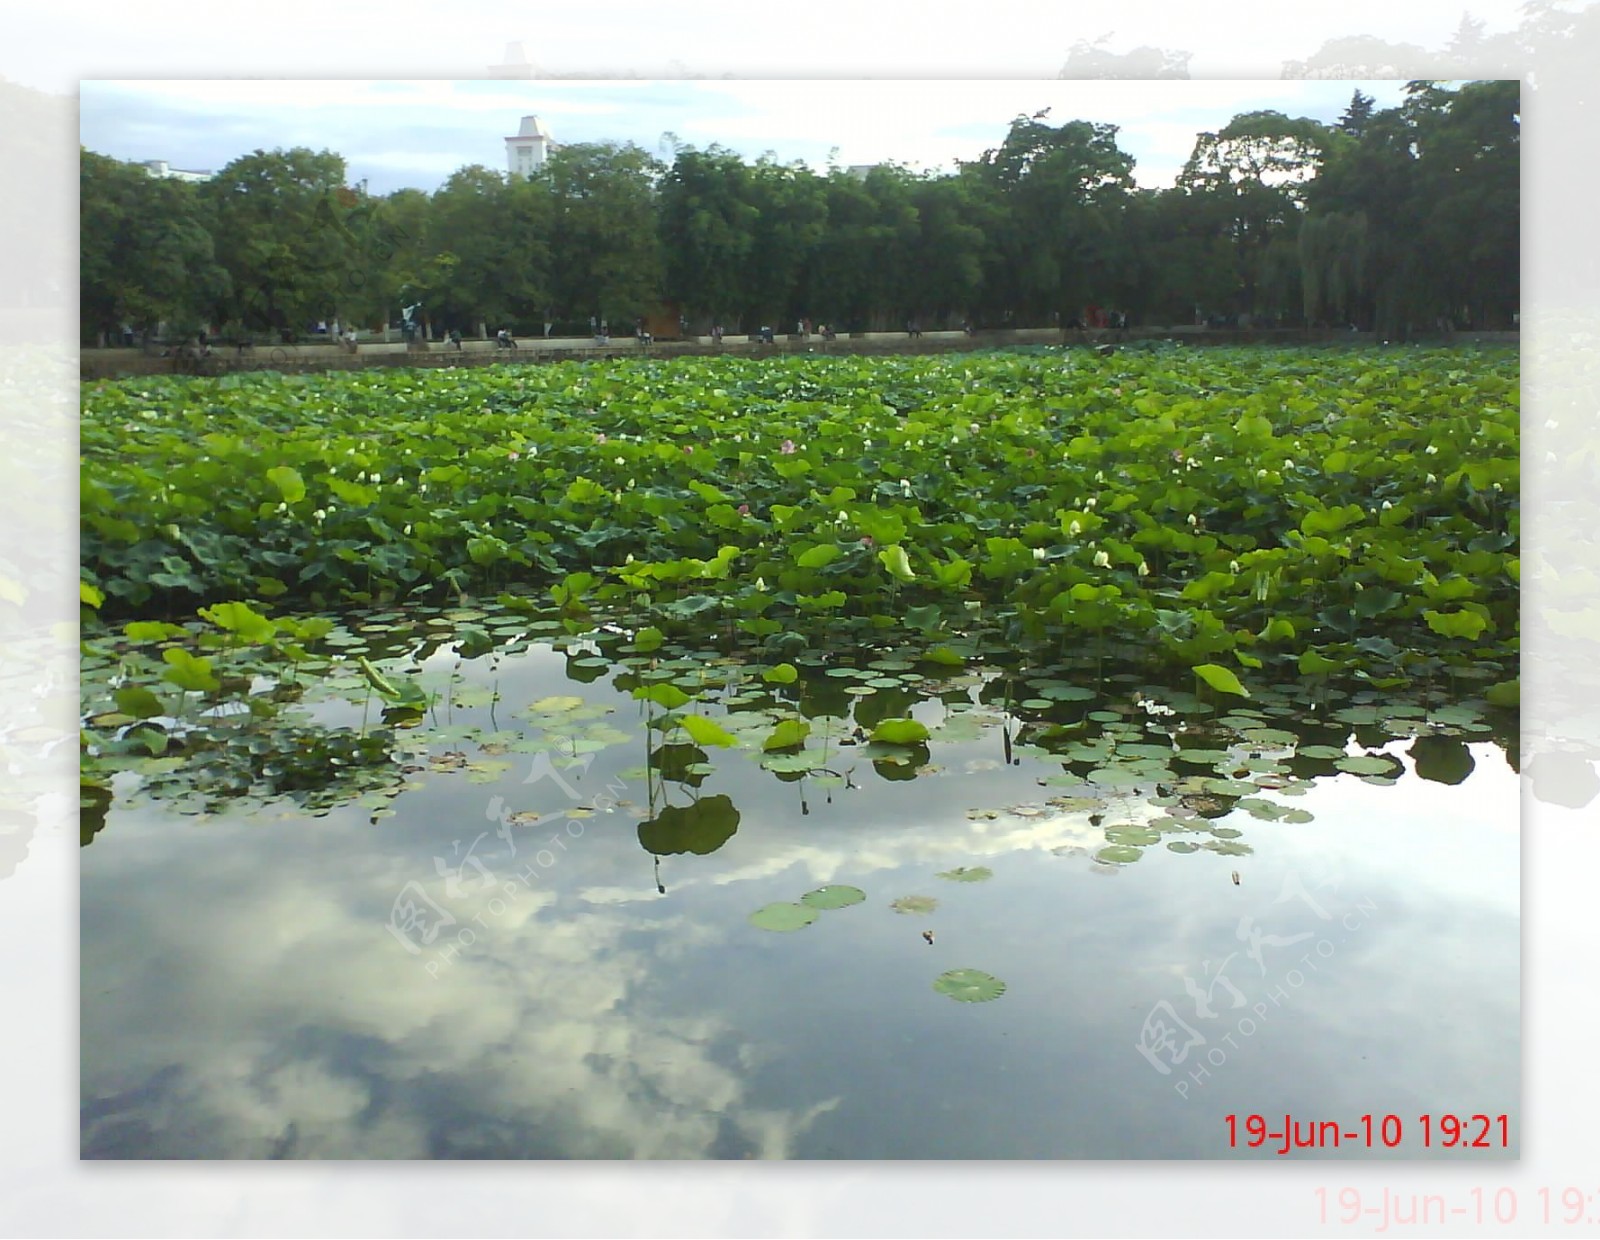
[780,439,797,455]
[738,504,751,516]
[507,451,520,461]
[595,433,607,444]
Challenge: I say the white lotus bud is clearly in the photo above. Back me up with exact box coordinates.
[1137,560,1149,576]
[1187,514,1197,526]
[1382,500,1393,510]
[403,524,413,535]
[1425,444,1438,455]
[1032,547,1047,561]
[1085,497,1097,510]
[1068,520,1082,537]
[1229,560,1240,574]
[1093,550,1110,568]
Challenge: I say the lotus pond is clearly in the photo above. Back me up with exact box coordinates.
[80,347,1519,1158]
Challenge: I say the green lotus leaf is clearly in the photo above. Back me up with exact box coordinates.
[748,902,818,932]
[870,718,931,746]
[936,865,993,883]
[800,885,866,910]
[933,968,1006,1003]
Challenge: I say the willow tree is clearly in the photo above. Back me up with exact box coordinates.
[1298,211,1368,327]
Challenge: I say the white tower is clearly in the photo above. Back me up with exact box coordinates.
[489,41,535,79]
[506,115,552,178]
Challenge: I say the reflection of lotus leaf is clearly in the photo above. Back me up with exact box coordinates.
[933,968,1007,1003]
[1088,766,1144,787]
[652,742,709,786]
[871,750,928,781]
[890,895,939,915]
[1409,735,1476,785]
[1095,844,1144,864]
[748,902,817,932]
[801,885,866,909]
[1527,752,1600,809]
[638,793,740,856]
[937,866,992,882]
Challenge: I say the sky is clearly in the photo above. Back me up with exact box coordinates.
[81,77,1418,195]
[17,0,1531,96]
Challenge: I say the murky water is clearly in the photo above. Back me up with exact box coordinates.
[81,623,1518,1159]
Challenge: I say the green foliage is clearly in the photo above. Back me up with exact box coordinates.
[81,348,1517,689]
[1193,663,1250,698]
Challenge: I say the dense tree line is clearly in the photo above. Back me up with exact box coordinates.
[80,80,1518,345]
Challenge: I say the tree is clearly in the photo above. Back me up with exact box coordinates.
[966,115,1136,322]
[658,146,757,326]
[1060,36,1191,79]
[80,150,230,344]
[542,142,663,326]
[202,147,354,337]
[1302,81,1519,335]
[1178,111,1329,320]
[1337,90,1377,137]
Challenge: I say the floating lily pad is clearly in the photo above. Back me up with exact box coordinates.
[748,902,818,932]
[933,968,1007,1003]
[937,865,993,883]
[1166,840,1201,853]
[1335,754,1399,776]
[1095,844,1145,864]
[1104,824,1161,846]
[801,884,866,910]
[528,695,585,715]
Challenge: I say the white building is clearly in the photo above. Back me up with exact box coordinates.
[489,41,536,79]
[137,158,212,183]
[506,115,553,178]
